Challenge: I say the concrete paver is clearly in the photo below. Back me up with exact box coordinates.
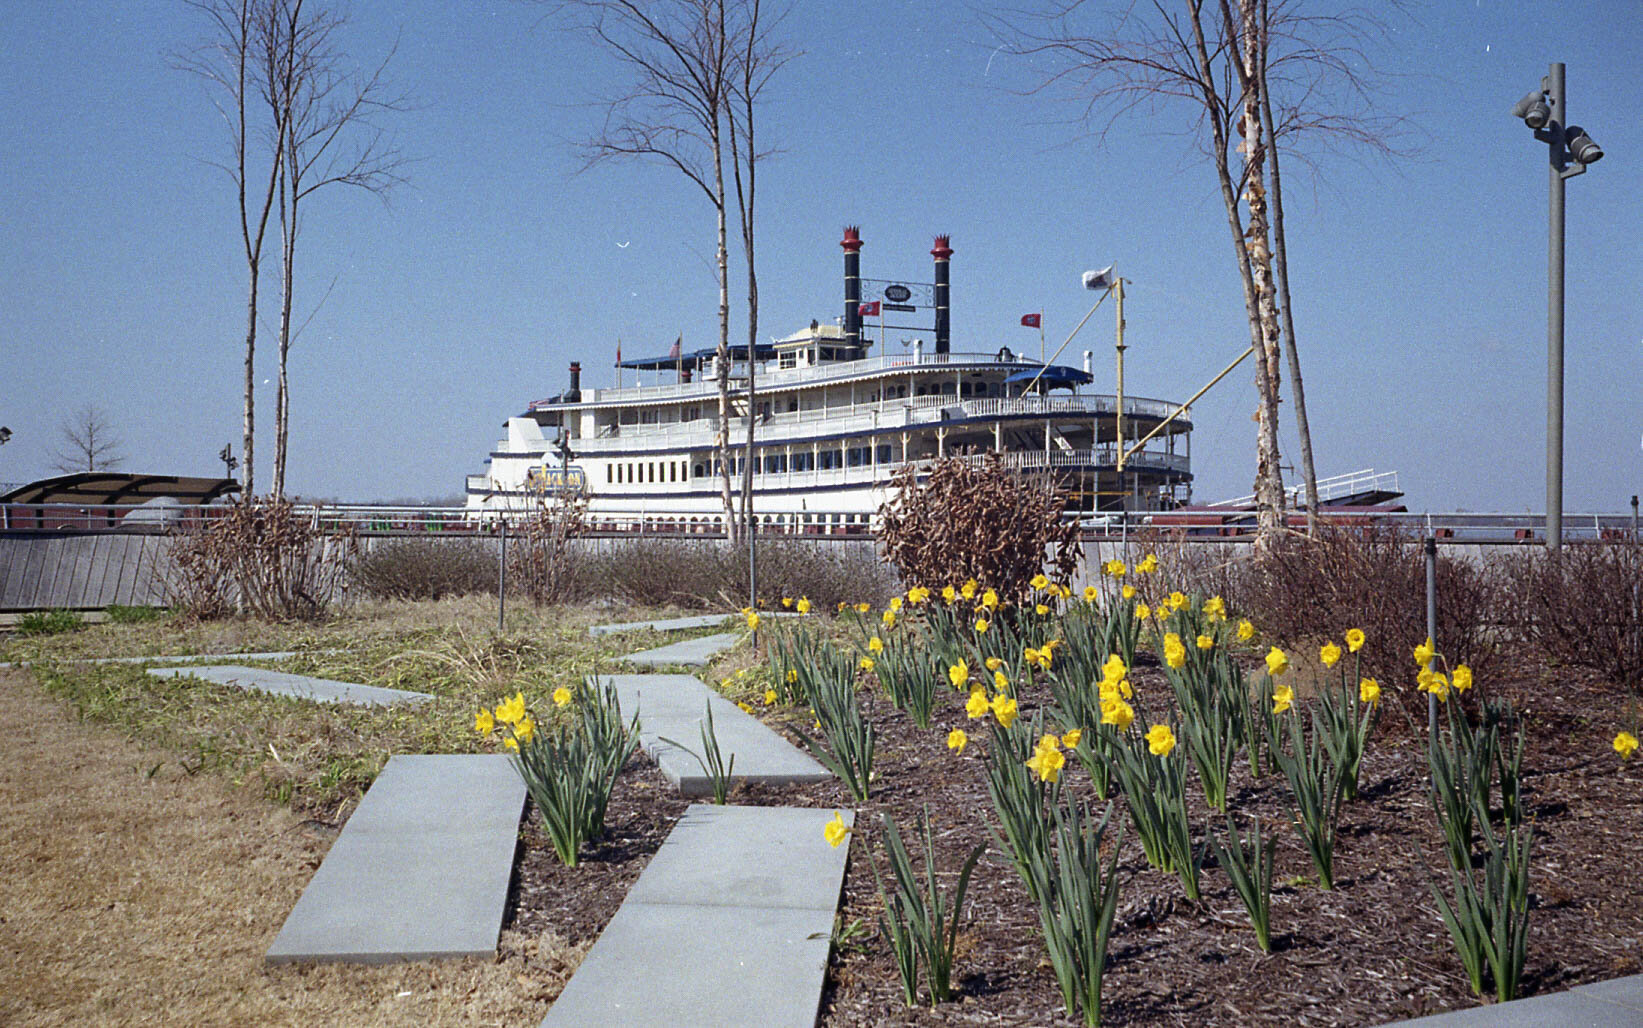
[595,673,830,796]
[0,650,309,670]
[1381,976,1643,1027]
[588,613,733,636]
[621,631,740,667]
[148,665,432,707]
[541,804,852,1028]
[266,754,525,964]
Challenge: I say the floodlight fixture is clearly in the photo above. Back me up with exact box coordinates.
[1566,126,1603,165]
[1513,90,1550,128]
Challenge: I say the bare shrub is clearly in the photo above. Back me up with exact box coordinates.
[351,538,496,601]
[508,494,588,606]
[163,498,354,621]
[1174,526,1503,718]
[878,454,1080,602]
[578,537,896,612]
[1502,540,1643,692]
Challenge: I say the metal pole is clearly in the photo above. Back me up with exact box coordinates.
[1631,494,1639,541]
[1424,536,1438,736]
[1115,277,1127,552]
[498,518,507,632]
[1547,62,1567,554]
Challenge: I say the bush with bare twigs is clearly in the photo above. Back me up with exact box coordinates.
[508,494,588,606]
[878,454,1080,602]
[1502,539,1643,692]
[579,536,897,612]
[163,498,354,620]
[351,538,496,601]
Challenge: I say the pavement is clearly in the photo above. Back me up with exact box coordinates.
[147,665,432,707]
[541,804,853,1028]
[588,613,734,637]
[620,631,741,668]
[1380,976,1643,1027]
[265,754,526,964]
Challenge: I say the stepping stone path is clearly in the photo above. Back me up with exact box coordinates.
[1381,975,1643,1027]
[148,665,432,707]
[620,631,741,668]
[0,649,312,670]
[542,804,853,1028]
[267,754,525,964]
[588,613,732,636]
[596,672,832,797]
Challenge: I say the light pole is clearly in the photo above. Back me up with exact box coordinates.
[1513,62,1604,553]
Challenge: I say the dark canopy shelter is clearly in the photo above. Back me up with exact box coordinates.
[1003,366,1094,388]
[0,473,242,506]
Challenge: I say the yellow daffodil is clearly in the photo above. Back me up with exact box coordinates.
[764,688,778,705]
[738,701,754,713]
[1122,584,1137,600]
[890,596,903,611]
[1033,647,1054,670]
[1102,654,1127,681]
[985,656,1004,671]
[947,728,968,753]
[1030,573,1050,590]
[1237,619,1256,642]
[1101,697,1135,730]
[993,695,1019,728]
[993,670,1010,691]
[869,635,884,653]
[949,660,970,689]
[882,609,897,628]
[966,689,991,719]
[837,601,847,612]
[1035,603,1051,616]
[1196,634,1215,651]
[856,602,870,614]
[496,692,526,725]
[1414,636,1436,666]
[746,611,761,631]
[859,657,875,672]
[1104,559,1127,577]
[1168,591,1188,610]
[514,715,535,744]
[1321,642,1342,668]
[1272,683,1294,714]
[782,597,793,608]
[1145,724,1177,756]
[474,709,495,736]
[553,686,573,707]
[1137,553,1159,574]
[1062,728,1083,748]
[907,586,929,604]
[942,585,958,605]
[1023,646,1040,666]
[1265,646,1289,677]
[1135,603,1151,620]
[1345,627,1365,652]
[504,737,519,752]
[1359,678,1381,705]
[974,618,990,634]
[961,579,978,600]
[1163,633,1187,670]
[1026,745,1066,783]
[1083,585,1099,603]
[797,597,812,614]
[823,811,851,848]
[1615,731,1639,759]
[982,588,999,610]
[1452,665,1472,692]
[786,669,798,684]
[1417,668,1451,702]
[1202,596,1227,622]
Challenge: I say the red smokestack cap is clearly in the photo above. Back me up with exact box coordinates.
[841,225,863,253]
[930,234,953,260]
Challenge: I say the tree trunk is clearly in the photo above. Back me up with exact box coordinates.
[712,149,736,546]
[273,157,295,500]
[242,266,257,496]
[1258,6,1319,533]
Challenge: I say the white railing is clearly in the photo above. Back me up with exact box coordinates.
[1204,469,1401,510]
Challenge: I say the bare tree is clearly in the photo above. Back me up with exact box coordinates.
[557,0,761,543]
[992,0,1405,545]
[264,0,406,497]
[53,407,125,473]
[175,0,287,497]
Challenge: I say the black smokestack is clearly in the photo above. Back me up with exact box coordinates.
[931,235,952,354]
[842,226,863,347]
[567,362,582,402]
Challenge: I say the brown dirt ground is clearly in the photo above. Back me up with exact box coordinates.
[0,668,573,1028]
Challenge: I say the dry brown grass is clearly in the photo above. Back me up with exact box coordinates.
[0,668,578,1027]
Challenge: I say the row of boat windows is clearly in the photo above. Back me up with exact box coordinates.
[604,445,898,486]
[609,380,1009,427]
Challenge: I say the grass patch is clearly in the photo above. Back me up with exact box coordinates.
[16,609,85,636]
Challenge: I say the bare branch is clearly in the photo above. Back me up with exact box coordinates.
[52,406,125,474]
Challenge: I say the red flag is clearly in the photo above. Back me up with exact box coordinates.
[668,336,682,359]
[858,301,881,317]
[1020,313,1042,328]
[615,340,622,365]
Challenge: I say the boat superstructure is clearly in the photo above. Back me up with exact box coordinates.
[466,231,1193,530]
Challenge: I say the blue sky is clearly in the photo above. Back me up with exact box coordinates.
[2,0,1639,510]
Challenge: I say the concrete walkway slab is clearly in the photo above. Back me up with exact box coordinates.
[148,665,432,708]
[595,673,831,796]
[542,805,852,1028]
[1381,975,1643,1027]
[621,631,740,668]
[0,650,311,670]
[267,754,525,964]
[589,613,732,636]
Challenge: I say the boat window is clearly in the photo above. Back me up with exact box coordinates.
[779,351,797,369]
[876,444,892,464]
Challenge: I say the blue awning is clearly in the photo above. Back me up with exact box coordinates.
[617,343,777,369]
[1003,365,1093,387]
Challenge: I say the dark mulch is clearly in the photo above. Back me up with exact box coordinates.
[506,650,1643,1026]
